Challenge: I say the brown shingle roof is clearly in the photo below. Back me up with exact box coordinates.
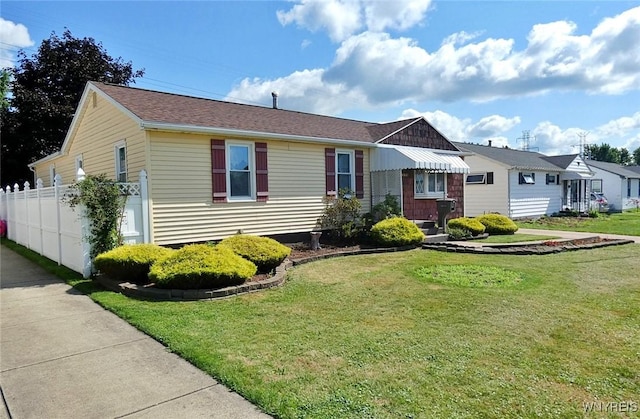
[94,82,419,143]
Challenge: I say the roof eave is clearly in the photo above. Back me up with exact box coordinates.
[141,122,378,148]
[28,151,62,168]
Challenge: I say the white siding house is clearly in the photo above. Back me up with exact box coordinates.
[457,143,593,218]
[585,160,640,211]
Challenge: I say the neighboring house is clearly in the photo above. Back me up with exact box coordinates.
[584,160,640,211]
[455,142,593,218]
[29,82,469,245]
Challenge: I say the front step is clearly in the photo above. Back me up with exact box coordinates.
[423,233,449,243]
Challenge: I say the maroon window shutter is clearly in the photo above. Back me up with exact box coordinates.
[255,142,268,202]
[325,148,336,196]
[355,150,364,199]
[211,139,227,203]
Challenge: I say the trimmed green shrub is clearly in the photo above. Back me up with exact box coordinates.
[447,217,486,236]
[149,244,257,290]
[370,217,425,247]
[94,244,174,284]
[218,234,291,273]
[475,214,519,235]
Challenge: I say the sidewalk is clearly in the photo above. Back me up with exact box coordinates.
[0,245,271,419]
[517,228,640,244]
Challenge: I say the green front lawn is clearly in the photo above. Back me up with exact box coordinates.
[8,239,637,418]
[517,210,640,236]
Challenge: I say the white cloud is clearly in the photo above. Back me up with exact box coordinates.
[399,108,520,145]
[277,0,432,42]
[0,18,34,68]
[595,111,640,137]
[251,6,640,115]
[226,68,370,115]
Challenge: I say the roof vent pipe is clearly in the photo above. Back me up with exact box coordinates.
[488,140,492,147]
[271,91,278,109]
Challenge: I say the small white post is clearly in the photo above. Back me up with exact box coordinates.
[37,178,44,256]
[24,181,31,250]
[140,169,151,243]
[12,183,18,242]
[54,174,63,265]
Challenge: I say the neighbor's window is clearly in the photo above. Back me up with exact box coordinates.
[336,151,354,192]
[466,173,486,184]
[591,179,602,193]
[546,173,556,184]
[416,171,446,198]
[228,143,253,199]
[519,172,535,184]
[115,143,127,182]
[628,179,632,198]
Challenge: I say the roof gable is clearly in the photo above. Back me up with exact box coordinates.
[378,118,460,151]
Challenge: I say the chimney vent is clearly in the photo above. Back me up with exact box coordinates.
[488,140,492,147]
[271,91,278,109]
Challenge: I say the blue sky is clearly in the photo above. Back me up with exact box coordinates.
[2,0,639,156]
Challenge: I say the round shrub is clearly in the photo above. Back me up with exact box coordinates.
[475,214,519,235]
[149,244,257,290]
[218,234,291,273]
[447,217,486,236]
[94,244,174,284]
[370,217,425,247]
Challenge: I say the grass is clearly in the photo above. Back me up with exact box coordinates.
[4,238,639,418]
[517,210,640,236]
[473,233,560,244]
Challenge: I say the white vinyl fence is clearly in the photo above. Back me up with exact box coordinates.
[0,170,150,278]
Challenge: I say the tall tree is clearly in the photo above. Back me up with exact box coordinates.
[585,143,628,164]
[1,29,144,186]
[633,147,640,165]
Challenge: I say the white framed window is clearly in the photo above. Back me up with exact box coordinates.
[591,179,602,193]
[545,173,557,184]
[415,171,446,198]
[227,142,254,200]
[115,141,127,182]
[49,165,56,186]
[336,150,355,193]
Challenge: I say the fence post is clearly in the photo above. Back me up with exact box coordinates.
[24,181,31,250]
[13,183,19,243]
[140,169,150,243]
[54,174,62,265]
[36,179,44,255]
[5,185,12,241]
[76,168,92,278]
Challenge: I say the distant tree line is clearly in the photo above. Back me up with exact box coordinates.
[1,29,144,186]
[586,144,640,165]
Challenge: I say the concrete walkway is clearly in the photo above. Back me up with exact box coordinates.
[517,228,640,244]
[0,245,271,419]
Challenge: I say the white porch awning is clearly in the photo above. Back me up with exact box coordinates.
[371,145,470,174]
[561,171,594,180]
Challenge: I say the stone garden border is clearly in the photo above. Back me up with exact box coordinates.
[422,237,635,255]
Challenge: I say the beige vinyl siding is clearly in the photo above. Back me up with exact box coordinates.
[32,91,146,185]
[148,132,370,245]
[463,155,509,217]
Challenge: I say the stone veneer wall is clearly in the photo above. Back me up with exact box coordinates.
[401,170,464,221]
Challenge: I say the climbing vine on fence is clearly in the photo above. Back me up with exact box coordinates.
[66,174,126,259]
